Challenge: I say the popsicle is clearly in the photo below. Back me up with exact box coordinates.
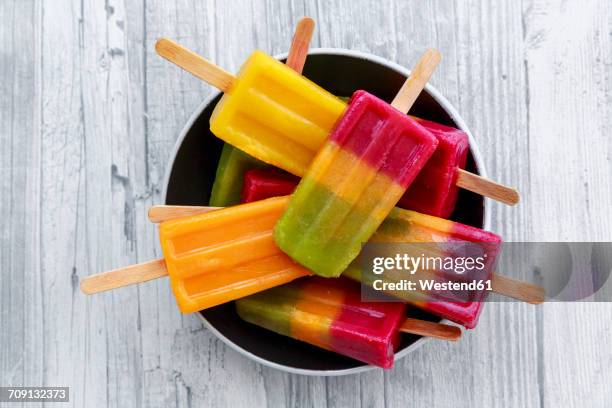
[151,201,545,327]
[241,168,299,203]
[236,276,461,368]
[156,39,519,216]
[340,207,501,328]
[274,83,441,278]
[209,17,314,206]
[398,118,469,218]
[81,198,310,312]
[159,197,311,312]
[80,19,317,311]
[155,40,345,176]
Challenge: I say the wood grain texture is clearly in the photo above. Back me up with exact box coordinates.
[523,1,612,408]
[0,0,43,401]
[1,0,611,407]
[80,259,168,294]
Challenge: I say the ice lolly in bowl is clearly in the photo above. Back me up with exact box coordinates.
[343,206,502,328]
[209,17,314,207]
[80,198,310,312]
[238,120,470,219]
[274,52,441,277]
[236,276,461,369]
[147,200,545,324]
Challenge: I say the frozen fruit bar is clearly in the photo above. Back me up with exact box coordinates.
[210,50,346,177]
[274,90,438,277]
[236,276,407,368]
[343,207,502,328]
[398,118,469,218]
[241,168,299,203]
[159,197,309,312]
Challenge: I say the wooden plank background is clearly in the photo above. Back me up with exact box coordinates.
[1,0,611,406]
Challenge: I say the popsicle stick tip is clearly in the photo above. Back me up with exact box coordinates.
[79,279,96,295]
[155,38,182,60]
[286,17,316,73]
[391,48,442,113]
[399,318,462,341]
[491,274,546,304]
[424,48,442,64]
[523,284,546,305]
[155,38,171,54]
[154,38,235,92]
[298,16,315,30]
[440,325,462,341]
[455,169,520,205]
[147,206,162,222]
[506,188,520,205]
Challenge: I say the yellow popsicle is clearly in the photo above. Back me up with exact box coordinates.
[209,51,346,176]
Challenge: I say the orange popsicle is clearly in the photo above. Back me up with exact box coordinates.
[159,197,310,312]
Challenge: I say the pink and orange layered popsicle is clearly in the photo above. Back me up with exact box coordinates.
[236,276,407,368]
[344,207,502,329]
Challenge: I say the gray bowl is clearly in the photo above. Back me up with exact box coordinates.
[162,48,491,376]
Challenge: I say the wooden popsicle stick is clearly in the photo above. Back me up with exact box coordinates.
[391,48,442,114]
[155,38,235,92]
[147,206,546,304]
[285,17,315,73]
[491,274,545,304]
[455,169,520,205]
[389,50,520,206]
[148,205,220,223]
[399,318,461,341]
[80,259,168,295]
[147,205,546,305]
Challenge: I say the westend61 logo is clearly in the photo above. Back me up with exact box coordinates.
[369,253,492,294]
[359,242,612,302]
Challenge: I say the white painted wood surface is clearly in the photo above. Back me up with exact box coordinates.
[1,0,611,406]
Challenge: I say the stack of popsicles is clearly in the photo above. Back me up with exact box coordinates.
[81,17,544,369]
